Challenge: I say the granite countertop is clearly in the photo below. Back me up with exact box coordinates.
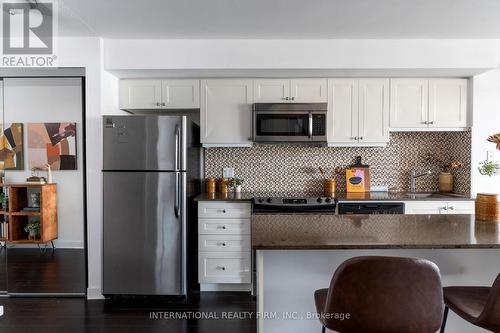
[194,191,473,202]
[252,214,500,249]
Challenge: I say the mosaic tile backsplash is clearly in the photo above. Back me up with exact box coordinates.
[204,131,471,195]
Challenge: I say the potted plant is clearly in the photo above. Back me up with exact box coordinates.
[24,220,40,240]
[0,192,8,211]
[426,153,463,192]
[228,177,244,193]
[478,160,500,177]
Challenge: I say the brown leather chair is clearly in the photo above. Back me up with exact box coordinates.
[441,273,500,332]
[314,256,444,333]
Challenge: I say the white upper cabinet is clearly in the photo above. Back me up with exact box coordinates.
[161,79,200,108]
[119,79,162,109]
[290,79,327,102]
[327,79,358,144]
[390,78,468,129]
[201,79,253,146]
[358,79,390,144]
[428,79,467,128]
[390,79,428,128]
[253,79,289,102]
[120,79,200,110]
[253,79,327,103]
[328,78,389,146]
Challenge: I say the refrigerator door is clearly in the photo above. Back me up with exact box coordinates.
[103,115,187,171]
[103,171,186,295]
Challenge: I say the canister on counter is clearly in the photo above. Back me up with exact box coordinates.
[206,178,217,193]
[219,178,229,193]
[476,193,500,223]
[324,178,336,195]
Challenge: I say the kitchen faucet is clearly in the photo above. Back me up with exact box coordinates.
[409,170,432,192]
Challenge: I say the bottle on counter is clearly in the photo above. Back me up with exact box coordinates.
[206,178,217,193]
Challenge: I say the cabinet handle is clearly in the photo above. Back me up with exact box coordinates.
[220,242,226,247]
[359,136,364,140]
[220,225,226,230]
[221,209,226,213]
[217,266,226,271]
[442,207,448,210]
[290,96,295,101]
[156,102,161,107]
[353,137,359,140]
[422,121,428,125]
[161,102,166,107]
[285,97,290,101]
[428,121,434,125]
[448,206,454,211]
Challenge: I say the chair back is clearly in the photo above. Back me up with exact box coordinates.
[322,256,444,333]
[478,273,500,331]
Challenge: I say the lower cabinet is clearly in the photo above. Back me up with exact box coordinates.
[198,201,252,290]
[404,201,474,214]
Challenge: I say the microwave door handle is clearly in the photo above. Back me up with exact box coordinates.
[308,113,313,139]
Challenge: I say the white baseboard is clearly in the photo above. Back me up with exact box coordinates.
[200,283,252,292]
[86,287,105,300]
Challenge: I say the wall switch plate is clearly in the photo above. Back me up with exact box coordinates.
[222,168,234,178]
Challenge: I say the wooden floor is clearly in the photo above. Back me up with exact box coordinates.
[0,293,256,333]
[0,247,86,294]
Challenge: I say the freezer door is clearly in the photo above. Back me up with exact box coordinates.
[103,115,187,171]
[103,171,186,295]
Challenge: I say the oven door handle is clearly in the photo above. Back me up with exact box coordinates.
[308,112,313,139]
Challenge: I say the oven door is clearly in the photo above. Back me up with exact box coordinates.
[253,111,312,142]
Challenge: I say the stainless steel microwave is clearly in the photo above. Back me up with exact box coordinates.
[252,103,327,143]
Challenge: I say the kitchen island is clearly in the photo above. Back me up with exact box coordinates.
[253,214,500,333]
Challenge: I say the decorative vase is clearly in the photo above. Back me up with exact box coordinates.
[234,185,242,193]
[439,172,454,193]
[475,193,500,223]
[324,178,336,195]
[28,229,38,240]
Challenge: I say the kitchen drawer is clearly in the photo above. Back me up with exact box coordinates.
[199,235,251,252]
[198,252,251,284]
[198,202,251,219]
[198,218,251,235]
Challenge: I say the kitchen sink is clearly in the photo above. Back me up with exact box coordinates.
[403,192,466,199]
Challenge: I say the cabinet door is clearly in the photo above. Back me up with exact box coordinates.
[119,79,162,109]
[253,79,289,102]
[358,79,389,144]
[327,79,359,144]
[201,79,253,145]
[428,79,467,128]
[446,201,475,215]
[404,201,448,214]
[290,79,328,102]
[161,79,200,108]
[390,79,428,128]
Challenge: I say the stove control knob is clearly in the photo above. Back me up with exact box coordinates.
[325,197,332,203]
[317,197,323,203]
[266,198,273,203]
[258,198,264,203]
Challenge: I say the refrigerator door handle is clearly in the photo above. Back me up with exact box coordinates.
[174,172,180,218]
[174,125,180,171]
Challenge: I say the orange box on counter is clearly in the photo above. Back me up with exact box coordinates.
[346,156,371,193]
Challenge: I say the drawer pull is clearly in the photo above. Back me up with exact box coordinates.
[448,206,454,211]
[222,209,226,213]
[217,266,226,271]
[220,242,227,246]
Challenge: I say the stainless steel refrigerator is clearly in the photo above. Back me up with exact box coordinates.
[102,115,200,296]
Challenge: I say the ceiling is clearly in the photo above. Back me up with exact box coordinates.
[57,0,500,39]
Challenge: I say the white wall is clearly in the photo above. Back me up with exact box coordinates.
[3,78,84,248]
[471,68,500,195]
[57,37,104,299]
[104,39,498,70]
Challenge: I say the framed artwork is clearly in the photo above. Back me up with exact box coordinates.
[28,123,77,170]
[0,123,24,170]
